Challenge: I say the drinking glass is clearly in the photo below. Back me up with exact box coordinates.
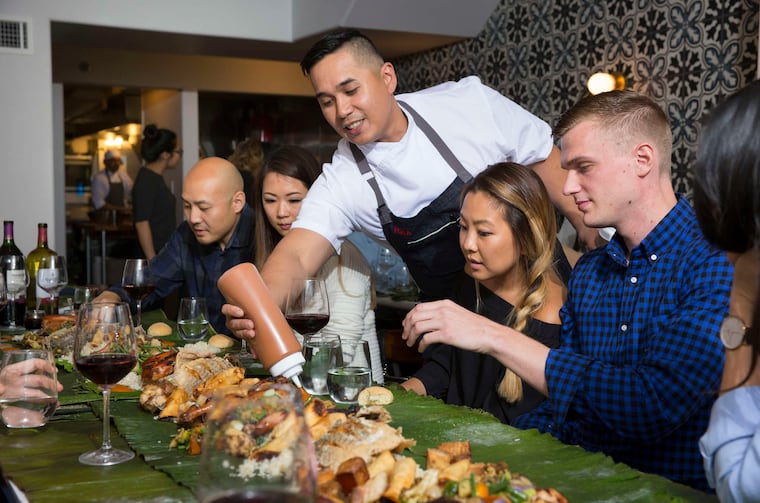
[196,380,317,503]
[36,255,68,313]
[327,340,373,405]
[375,247,396,294]
[0,349,59,428]
[301,334,341,395]
[73,301,138,465]
[72,286,97,311]
[121,258,156,328]
[1,255,30,332]
[285,278,330,340]
[177,297,210,342]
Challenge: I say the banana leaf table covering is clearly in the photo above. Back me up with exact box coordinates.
[0,311,717,503]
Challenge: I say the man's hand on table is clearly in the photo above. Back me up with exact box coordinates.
[93,290,121,303]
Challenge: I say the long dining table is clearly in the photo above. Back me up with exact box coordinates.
[0,311,718,503]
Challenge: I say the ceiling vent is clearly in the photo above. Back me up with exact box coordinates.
[0,17,32,54]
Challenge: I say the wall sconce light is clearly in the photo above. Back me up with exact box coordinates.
[587,72,626,95]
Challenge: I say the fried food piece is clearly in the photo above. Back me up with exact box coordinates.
[159,388,189,419]
[426,447,452,471]
[141,351,177,385]
[382,456,417,502]
[438,458,471,483]
[310,412,348,441]
[437,441,471,462]
[367,450,396,478]
[351,471,389,503]
[335,457,370,495]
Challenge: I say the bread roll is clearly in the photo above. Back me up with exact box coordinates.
[357,386,394,406]
[208,333,235,349]
[147,321,173,337]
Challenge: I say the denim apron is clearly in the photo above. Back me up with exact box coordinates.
[350,101,471,301]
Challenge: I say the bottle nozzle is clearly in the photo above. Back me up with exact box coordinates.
[290,374,303,389]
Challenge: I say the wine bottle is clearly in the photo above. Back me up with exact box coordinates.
[26,222,57,314]
[0,220,26,327]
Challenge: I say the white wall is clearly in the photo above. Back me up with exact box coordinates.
[0,0,302,253]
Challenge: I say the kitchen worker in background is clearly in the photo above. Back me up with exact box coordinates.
[91,149,132,210]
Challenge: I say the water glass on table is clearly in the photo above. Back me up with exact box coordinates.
[301,334,340,395]
[0,349,59,428]
[177,297,210,341]
[327,339,373,405]
[196,381,317,503]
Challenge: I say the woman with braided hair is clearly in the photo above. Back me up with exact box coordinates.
[401,162,566,423]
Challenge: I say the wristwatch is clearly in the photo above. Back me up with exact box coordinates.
[719,315,747,350]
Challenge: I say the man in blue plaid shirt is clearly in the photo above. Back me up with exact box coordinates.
[402,90,732,490]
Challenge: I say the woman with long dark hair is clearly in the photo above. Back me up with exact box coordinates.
[255,145,383,383]
[133,124,181,259]
[696,81,760,502]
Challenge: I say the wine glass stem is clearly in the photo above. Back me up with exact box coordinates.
[101,388,113,451]
[7,293,17,327]
[135,299,142,327]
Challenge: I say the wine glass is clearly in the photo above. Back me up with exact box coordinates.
[1,255,30,333]
[36,255,68,314]
[375,247,396,295]
[120,259,156,328]
[284,278,330,341]
[73,301,138,465]
[196,380,317,502]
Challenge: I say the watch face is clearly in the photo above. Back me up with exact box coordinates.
[720,316,746,350]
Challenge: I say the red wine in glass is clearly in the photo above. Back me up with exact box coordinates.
[122,284,156,301]
[285,313,330,336]
[75,354,137,386]
[73,301,137,466]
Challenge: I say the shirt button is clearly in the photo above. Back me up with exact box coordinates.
[630,276,638,284]
[621,324,628,331]
[650,254,657,261]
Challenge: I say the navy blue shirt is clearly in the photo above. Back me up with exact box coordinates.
[513,196,733,491]
[111,204,255,335]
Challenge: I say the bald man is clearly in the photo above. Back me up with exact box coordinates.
[98,157,254,334]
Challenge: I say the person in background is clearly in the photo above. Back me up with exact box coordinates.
[224,28,581,338]
[402,162,565,423]
[402,90,732,490]
[97,157,254,335]
[228,138,265,210]
[696,80,760,502]
[255,145,382,383]
[132,124,181,259]
[91,150,133,210]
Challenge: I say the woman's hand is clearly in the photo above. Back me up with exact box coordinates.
[401,299,494,353]
[221,303,256,342]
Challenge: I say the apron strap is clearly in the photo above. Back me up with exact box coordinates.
[350,142,394,226]
[350,100,472,226]
[397,100,472,182]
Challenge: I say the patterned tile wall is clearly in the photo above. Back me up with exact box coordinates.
[393,0,758,196]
